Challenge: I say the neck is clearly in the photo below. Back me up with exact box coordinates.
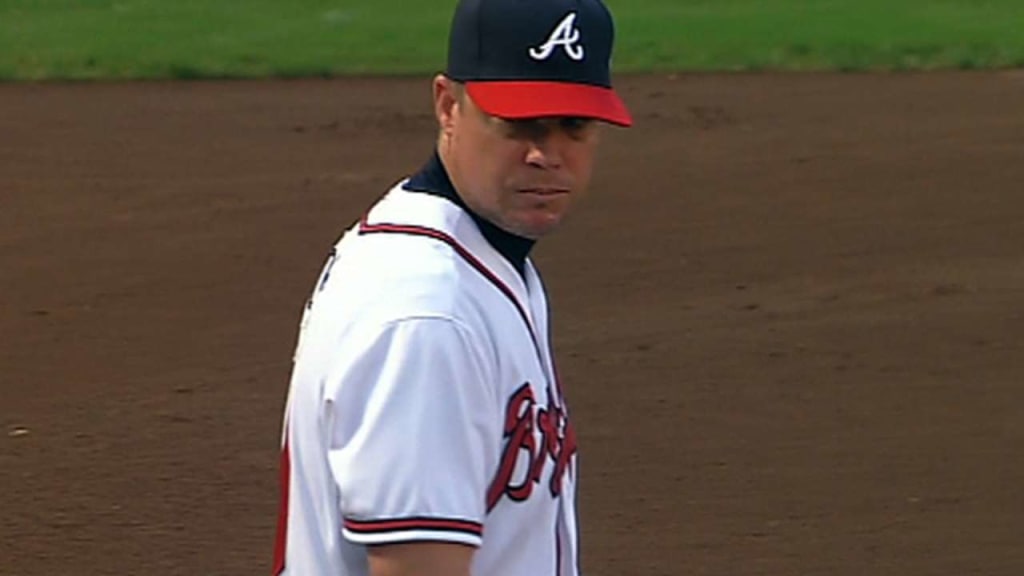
[405,147,536,277]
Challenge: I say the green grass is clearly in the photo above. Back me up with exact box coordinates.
[1,0,1023,81]
[615,0,1024,72]
[0,0,457,80]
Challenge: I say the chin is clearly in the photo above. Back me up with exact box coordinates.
[515,213,568,239]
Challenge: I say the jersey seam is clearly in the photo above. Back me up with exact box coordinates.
[372,315,500,410]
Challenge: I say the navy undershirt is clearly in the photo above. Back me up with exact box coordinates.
[403,151,535,277]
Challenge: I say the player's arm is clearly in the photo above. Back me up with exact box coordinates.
[368,542,473,576]
[325,316,498,573]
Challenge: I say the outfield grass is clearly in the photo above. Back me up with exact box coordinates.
[1,0,1023,81]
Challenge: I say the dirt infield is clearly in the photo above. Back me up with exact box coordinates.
[2,71,1023,575]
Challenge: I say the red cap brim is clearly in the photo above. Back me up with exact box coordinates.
[466,81,633,127]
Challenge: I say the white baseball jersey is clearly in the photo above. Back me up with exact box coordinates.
[272,172,581,576]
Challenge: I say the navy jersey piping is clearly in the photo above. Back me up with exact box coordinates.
[402,150,535,277]
[357,215,542,357]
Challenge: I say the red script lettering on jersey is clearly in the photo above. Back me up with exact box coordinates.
[487,383,578,511]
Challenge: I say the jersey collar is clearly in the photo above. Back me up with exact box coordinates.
[402,150,535,277]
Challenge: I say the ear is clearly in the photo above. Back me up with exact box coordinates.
[433,74,459,137]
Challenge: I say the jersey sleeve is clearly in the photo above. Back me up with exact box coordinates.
[323,316,499,548]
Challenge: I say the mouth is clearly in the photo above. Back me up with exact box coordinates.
[519,187,570,197]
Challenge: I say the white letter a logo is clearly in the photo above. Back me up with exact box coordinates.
[529,12,585,62]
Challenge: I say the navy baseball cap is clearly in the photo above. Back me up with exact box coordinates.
[445,0,633,127]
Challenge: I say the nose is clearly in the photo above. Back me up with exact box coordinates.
[524,130,565,170]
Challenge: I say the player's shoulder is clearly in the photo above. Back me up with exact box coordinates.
[322,184,494,323]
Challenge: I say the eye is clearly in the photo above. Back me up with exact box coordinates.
[498,117,594,140]
[502,118,546,140]
[559,117,590,130]
[559,117,594,138]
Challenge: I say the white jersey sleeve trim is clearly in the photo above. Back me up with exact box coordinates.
[342,516,484,547]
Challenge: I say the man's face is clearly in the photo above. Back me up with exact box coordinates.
[435,77,602,240]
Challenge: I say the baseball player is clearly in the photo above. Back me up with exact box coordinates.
[271,0,632,574]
